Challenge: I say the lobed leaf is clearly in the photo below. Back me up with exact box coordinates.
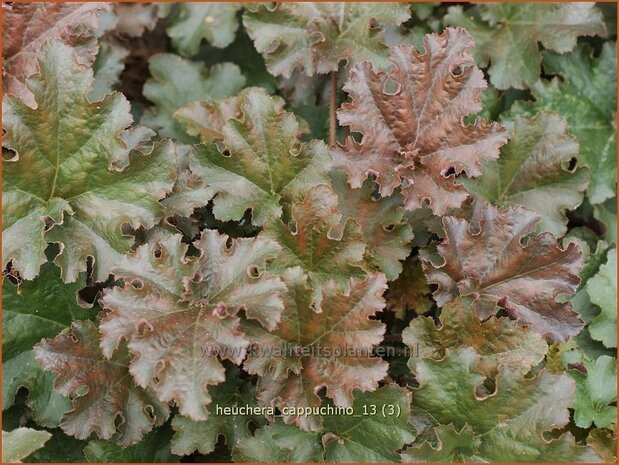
[3,263,92,428]
[100,230,284,421]
[587,248,617,348]
[509,43,617,204]
[331,27,508,215]
[409,348,601,462]
[423,201,584,341]
[243,3,411,78]
[330,170,413,281]
[445,3,607,89]
[3,2,108,106]
[175,88,331,226]
[465,112,589,237]
[570,355,617,429]
[242,267,388,431]
[166,3,241,55]
[2,41,177,283]
[264,185,367,305]
[403,296,547,377]
[170,368,266,456]
[141,53,245,142]
[34,320,170,446]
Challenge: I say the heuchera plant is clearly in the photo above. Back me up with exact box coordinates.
[2,2,617,463]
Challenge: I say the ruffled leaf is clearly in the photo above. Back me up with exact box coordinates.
[3,2,108,106]
[423,201,584,341]
[34,320,170,446]
[411,348,601,462]
[100,231,284,421]
[445,3,607,89]
[170,368,265,456]
[2,428,51,463]
[331,27,508,215]
[509,43,617,204]
[403,297,547,377]
[243,3,411,78]
[465,112,589,237]
[3,263,92,427]
[141,53,245,142]
[330,171,413,281]
[570,355,617,429]
[264,185,366,305]
[242,267,388,431]
[175,88,331,226]
[587,248,617,348]
[2,41,177,283]
[166,2,241,55]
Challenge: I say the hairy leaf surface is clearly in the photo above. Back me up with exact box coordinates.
[445,3,607,89]
[331,27,508,215]
[243,3,411,78]
[2,42,176,283]
[424,202,583,341]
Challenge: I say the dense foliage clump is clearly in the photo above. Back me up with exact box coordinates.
[2,2,617,463]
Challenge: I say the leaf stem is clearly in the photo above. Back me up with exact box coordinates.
[329,70,337,146]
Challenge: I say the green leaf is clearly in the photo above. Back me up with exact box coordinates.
[509,43,617,204]
[264,185,367,306]
[403,297,547,377]
[34,320,170,446]
[170,368,266,455]
[166,3,241,55]
[232,385,414,463]
[3,263,93,427]
[465,112,589,237]
[571,355,617,429]
[401,424,480,462]
[231,422,322,463]
[445,3,607,89]
[243,3,411,78]
[321,385,415,462]
[330,171,413,281]
[2,41,177,283]
[2,428,51,463]
[175,88,331,226]
[22,428,86,463]
[242,267,388,431]
[412,348,601,462]
[587,248,617,348]
[141,53,245,142]
[84,428,178,463]
[90,39,129,101]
